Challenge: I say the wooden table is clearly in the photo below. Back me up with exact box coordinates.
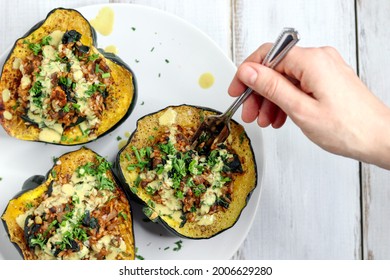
[0,0,389,260]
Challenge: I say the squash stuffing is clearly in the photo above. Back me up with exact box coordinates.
[2,147,135,260]
[116,105,257,239]
[0,8,137,145]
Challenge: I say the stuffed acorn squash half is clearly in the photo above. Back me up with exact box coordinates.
[115,105,257,239]
[0,8,137,145]
[2,147,135,260]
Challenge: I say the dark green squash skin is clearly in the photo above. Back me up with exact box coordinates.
[114,104,258,239]
[0,7,138,146]
[1,175,46,259]
[2,147,135,259]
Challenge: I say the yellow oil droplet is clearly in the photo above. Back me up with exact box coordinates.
[198,72,215,89]
[125,131,131,138]
[104,45,118,54]
[118,139,128,150]
[90,7,115,36]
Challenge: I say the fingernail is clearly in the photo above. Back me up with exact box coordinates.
[240,65,258,86]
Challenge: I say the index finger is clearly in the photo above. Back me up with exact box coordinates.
[229,43,309,97]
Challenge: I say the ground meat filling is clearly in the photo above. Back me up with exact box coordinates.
[15,29,113,140]
[129,124,243,227]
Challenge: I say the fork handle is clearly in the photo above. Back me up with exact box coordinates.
[223,28,300,118]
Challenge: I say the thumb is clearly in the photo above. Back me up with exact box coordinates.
[236,62,313,115]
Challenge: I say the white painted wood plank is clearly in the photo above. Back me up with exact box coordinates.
[0,0,108,54]
[357,0,390,260]
[111,0,232,57]
[233,0,361,259]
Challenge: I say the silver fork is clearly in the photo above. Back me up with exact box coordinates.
[190,27,300,150]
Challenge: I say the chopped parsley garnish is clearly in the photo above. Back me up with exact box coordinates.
[29,233,46,249]
[95,64,103,74]
[101,72,111,79]
[76,155,115,191]
[88,53,99,61]
[25,202,34,209]
[41,35,52,46]
[173,240,183,251]
[118,211,128,220]
[72,103,81,111]
[158,142,176,155]
[29,81,43,108]
[23,35,52,55]
[62,103,70,113]
[84,82,106,97]
[130,186,138,194]
[188,159,204,175]
[135,247,145,260]
[126,127,242,226]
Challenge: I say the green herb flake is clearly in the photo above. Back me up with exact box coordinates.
[199,110,205,122]
[165,59,170,63]
[173,240,183,251]
[147,199,155,208]
[52,156,59,164]
[29,233,46,250]
[101,72,111,79]
[41,35,52,46]
[175,190,184,199]
[26,202,34,209]
[118,211,128,220]
[135,247,145,260]
[116,136,122,141]
[131,27,136,31]
[62,103,70,113]
[88,53,99,61]
[134,175,141,187]
[72,195,80,204]
[95,64,103,74]
[239,131,245,145]
[72,103,81,111]
[130,186,138,194]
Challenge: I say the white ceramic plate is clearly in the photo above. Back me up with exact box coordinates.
[0,3,263,260]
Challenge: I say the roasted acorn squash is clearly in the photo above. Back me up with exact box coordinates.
[115,105,257,239]
[2,147,135,260]
[0,8,137,145]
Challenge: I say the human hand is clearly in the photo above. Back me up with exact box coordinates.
[228,44,390,169]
